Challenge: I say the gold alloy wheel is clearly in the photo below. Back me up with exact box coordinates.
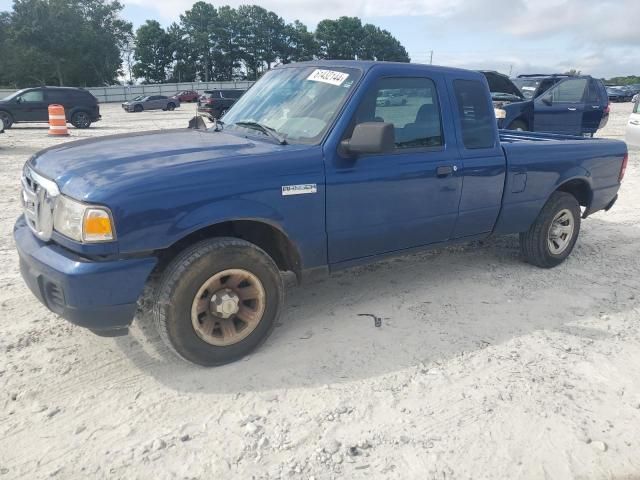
[190,269,266,347]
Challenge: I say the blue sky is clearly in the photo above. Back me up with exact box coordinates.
[2,0,638,78]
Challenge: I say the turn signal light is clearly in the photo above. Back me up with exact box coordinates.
[83,209,114,242]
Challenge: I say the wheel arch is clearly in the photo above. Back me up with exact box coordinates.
[154,218,303,283]
[553,176,593,217]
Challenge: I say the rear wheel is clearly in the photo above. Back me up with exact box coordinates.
[153,238,284,366]
[71,111,91,129]
[519,192,581,268]
[0,111,13,129]
[167,102,176,111]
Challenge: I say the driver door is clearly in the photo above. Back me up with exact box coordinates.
[534,78,587,135]
[14,89,48,122]
[324,73,463,264]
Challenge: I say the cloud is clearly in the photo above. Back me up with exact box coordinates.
[122,0,640,77]
[126,0,640,46]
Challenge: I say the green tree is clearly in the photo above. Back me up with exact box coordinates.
[315,16,408,62]
[315,17,364,60]
[178,1,218,82]
[360,24,410,62]
[6,0,131,86]
[212,6,242,80]
[167,22,197,82]
[132,20,172,83]
[281,21,319,64]
[235,5,286,80]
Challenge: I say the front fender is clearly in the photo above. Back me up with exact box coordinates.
[169,198,286,243]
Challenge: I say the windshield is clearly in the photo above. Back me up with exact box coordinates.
[131,95,145,101]
[511,79,540,99]
[223,66,361,144]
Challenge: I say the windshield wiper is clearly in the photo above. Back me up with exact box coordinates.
[233,121,288,145]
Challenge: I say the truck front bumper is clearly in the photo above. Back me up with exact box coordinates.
[14,216,157,336]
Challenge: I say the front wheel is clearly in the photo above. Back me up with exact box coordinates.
[167,102,176,111]
[0,111,13,129]
[519,192,581,268]
[153,238,284,366]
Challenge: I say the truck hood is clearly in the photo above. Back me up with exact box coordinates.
[29,128,296,201]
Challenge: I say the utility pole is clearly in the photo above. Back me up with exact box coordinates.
[509,64,513,76]
[429,50,433,65]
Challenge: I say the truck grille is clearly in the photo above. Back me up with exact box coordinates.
[21,165,59,242]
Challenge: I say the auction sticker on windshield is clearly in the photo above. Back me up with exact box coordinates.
[307,69,349,86]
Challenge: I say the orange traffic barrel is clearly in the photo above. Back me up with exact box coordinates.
[48,104,69,136]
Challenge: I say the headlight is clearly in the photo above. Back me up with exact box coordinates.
[53,196,115,243]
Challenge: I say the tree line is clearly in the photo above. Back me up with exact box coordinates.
[0,0,410,88]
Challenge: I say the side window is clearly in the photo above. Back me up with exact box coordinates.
[548,79,588,103]
[452,79,495,150]
[585,80,601,103]
[352,77,444,150]
[18,90,44,102]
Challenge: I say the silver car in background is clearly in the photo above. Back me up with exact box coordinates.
[626,97,640,148]
[122,95,180,113]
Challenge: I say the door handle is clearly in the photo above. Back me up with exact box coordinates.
[436,165,454,177]
[567,107,577,111]
[592,106,600,109]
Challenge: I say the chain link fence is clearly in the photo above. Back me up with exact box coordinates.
[0,81,255,104]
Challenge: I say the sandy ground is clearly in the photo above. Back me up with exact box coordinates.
[0,103,639,480]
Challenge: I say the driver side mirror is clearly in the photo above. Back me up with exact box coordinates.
[541,95,553,106]
[340,122,395,156]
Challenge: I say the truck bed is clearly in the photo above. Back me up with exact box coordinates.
[494,130,627,234]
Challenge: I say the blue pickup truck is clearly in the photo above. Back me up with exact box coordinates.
[15,61,628,366]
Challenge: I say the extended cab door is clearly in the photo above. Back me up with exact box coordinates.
[448,76,506,238]
[324,70,463,264]
[534,78,588,135]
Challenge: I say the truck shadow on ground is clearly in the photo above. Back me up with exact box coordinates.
[114,218,639,394]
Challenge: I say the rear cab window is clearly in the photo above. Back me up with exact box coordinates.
[452,79,496,149]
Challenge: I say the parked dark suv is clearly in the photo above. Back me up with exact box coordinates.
[481,72,609,136]
[0,86,101,129]
[197,89,245,120]
[511,74,571,100]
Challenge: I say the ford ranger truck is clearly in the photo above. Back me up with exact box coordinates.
[14,61,628,366]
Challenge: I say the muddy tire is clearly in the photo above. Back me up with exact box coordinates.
[152,238,284,366]
[520,192,581,268]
